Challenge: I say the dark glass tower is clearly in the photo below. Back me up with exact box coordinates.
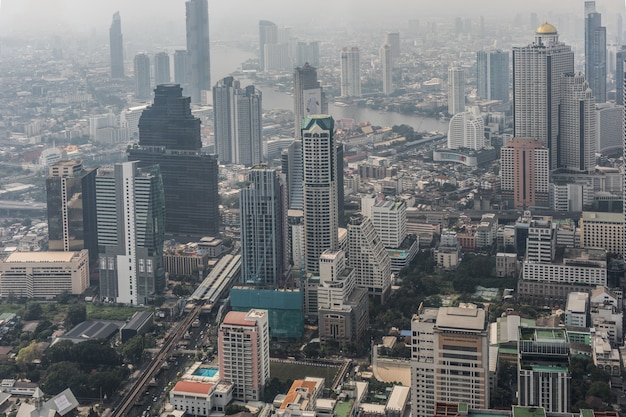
[109,11,124,78]
[476,50,510,102]
[185,0,211,103]
[585,2,606,103]
[616,46,626,106]
[128,84,219,242]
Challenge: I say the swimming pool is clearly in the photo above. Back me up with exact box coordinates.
[192,367,218,377]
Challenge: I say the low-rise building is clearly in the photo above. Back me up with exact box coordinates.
[169,381,233,416]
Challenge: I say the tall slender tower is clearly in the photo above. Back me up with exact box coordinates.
[302,115,338,274]
[476,50,509,102]
[109,11,124,79]
[380,44,393,96]
[500,138,549,209]
[340,47,361,97]
[513,23,574,169]
[240,168,286,287]
[447,66,465,115]
[293,64,326,140]
[173,50,189,87]
[128,84,220,241]
[585,1,607,103]
[154,52,171,85]
[259,20,278,72]
[385,32,400,62]
[617,46,626,106]
[186,0,211,103]
[134,53,151,100]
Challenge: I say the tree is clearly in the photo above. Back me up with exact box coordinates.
[22,303,43,320]
[120,336,144,365]
[16,342,43,367]
[66,304,86,327]
[42,361,84,396]
[225,404,248,415]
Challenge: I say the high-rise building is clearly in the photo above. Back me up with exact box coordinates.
[447,107,484,150]
[380,44,393,96]
[134,53,151,100]
[259,20,278,72]
[46,160,98,264]
[296,41,320,67]
[340,47,361,97]
[218,309,270,401]
[447,66,465,115]
[476,50,509,102]
[500,138,549,209]
[240,168,286,287]
[185,0,211,103]
[513,23,574,169]
[96,161,165,305]
[109,11,124,79]
[347,214,392,303]
[302,115,338,275]
[128,84,220,241]
[585,1,607,103]
[385,32,400,62]
[213,77,263,166]
[283,140,303,210]
[411,304,489,417]
[616,46,626,106]
[173,50,189,87]
[154,52,171,85]
[525,215,555,263]
[368,198,407,249]
[559,72,596,171]
[580,211,624,258]
[294,64,326,141]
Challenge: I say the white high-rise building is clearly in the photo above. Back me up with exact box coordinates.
[302,115,338,274]
[371,199,407,248]
[559,72,596,172]
[513,23,574,169]
[294,64,326,141]
[447,66,465,115]
[218,309,269,401]
[380,44,393,96]
[347,214,392,303]
[447,107,485,150]
[340,47,361,97]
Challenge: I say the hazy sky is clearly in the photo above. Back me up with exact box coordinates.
[0,0,623,40]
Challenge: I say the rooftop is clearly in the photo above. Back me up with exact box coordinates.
[512,406,546,417]
[172,381,214,395]
[436,305,486,331]
[4,250,85,263]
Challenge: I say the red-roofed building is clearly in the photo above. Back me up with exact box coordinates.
[170,381,233,416]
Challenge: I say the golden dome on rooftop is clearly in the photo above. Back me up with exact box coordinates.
[536,22,558,34]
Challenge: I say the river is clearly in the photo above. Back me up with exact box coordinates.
[211,44,448,133]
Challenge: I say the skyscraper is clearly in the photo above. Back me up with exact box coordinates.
[46,160,98,264]
[380,44,393,96]
[134,53,151,100]
[476,50,509,102]
[109,11,124,79]
[447,107,485,150]
[447,66,465,115]
[96,161,165,305]
[500,138,549,209]
[173,50,189,87]
[218,310,270,401]
[213,77,263,166]
[185,0,211,103]
[294,64,326,141]
[240,168,286,287]
[385,32,400,62]
[128,84,220,241]
[283,140,303,210]
[302,115,338,274]
[340,47,361,97]
[513,23,574,169]
[154,52,171,85]
[616,46,626,106]
[559,72,596,171]
[296,41,320,67]
[259,20,278,72]
[585,1,607,103]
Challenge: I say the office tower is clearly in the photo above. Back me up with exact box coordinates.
[347,214,392,303]
[525,215,555,263]
[173,50,189,86]
[411,304,489,417]
[380,44,393,96]
[317,250,369,344]
[128,84,220,241]
[96,161,165,305]
[213,77,263,166]
[296,41,320,67]
[580,211,624,258]
[185,0,210,103]
[259,20,278,71]
[596,103,623,151]
[302,115,338,275]
[559,72,596,171]
[109,11,124,79]
[518,327,571,413]
[513,23,574,169]
[369,199,407,248]
[340,47,361,97]
[616,46,626,105]
[154,52,171,85]
[385,32,400,62]
[447,66,465,115]
[585,1,607,103]
[218,309,270,401]
[46,160,98,264]
[134,53,151,100]
[447,107,485,150]
[294,64,326,141]
[500,138,549,209]
[240,168,286,287]
[283,140,303,210]
[476,50,509,102]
